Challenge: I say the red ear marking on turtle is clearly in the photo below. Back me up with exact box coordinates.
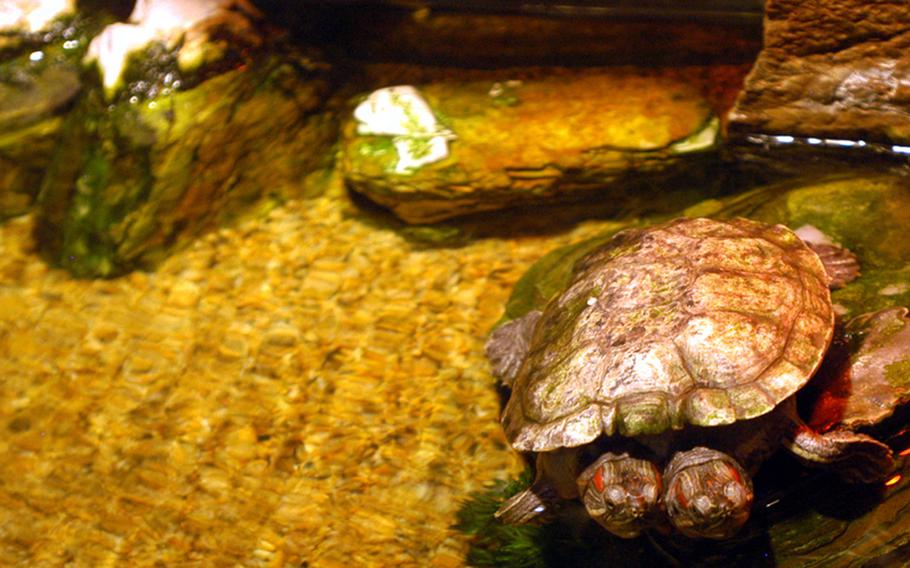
[592,467,605,493]
[726,463,743,485]
[674,484,688,508]
[885,474,901,487]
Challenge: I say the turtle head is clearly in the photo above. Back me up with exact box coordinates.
[663,447,753,540]
[577,452,662,538]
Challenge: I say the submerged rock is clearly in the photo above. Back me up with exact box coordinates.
[0,7,98,219]
[36,4,336,277]
[500,174,910,324]
[728,0,910,145]
[342,71,719,223]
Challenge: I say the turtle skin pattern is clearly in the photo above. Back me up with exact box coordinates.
[503,217,835,452]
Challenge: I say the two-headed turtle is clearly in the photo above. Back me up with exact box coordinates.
[486,217,897,540]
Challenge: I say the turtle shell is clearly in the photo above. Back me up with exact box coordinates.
[504,217,835,452]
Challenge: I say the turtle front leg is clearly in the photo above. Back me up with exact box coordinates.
[662,447,753,540]
[785,424,894,483]
[794,225,860,288]
[781,393,894,483]
[576,452,662,538]
[496,447,578,524]
[485,310,542,387]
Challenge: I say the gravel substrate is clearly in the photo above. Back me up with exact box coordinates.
[0,179,619,566]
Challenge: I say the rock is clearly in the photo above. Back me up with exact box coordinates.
[0,13,101,219]
[728,0,910,144]
[500,174,910,325]
[341,71,719,224]
[308,5,762,67]
[35,13,337,277]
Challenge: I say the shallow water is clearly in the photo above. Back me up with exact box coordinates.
[4,5,910,566]
[0,177,640,565]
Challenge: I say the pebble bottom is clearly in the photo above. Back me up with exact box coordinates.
[0,185,620,566]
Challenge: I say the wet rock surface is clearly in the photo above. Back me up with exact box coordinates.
[728,0,910,144]
[35,48,336,278]
[342,69,721,223]
[0,15,97,219]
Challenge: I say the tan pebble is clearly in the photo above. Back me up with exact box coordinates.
[124,354,156,374]
[218,336,249,360]
[430,551,464,568]
[264,324,300,347]
[167,281,201,308]
[92,322,120,342]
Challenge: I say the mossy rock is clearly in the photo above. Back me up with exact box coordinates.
[500,174,910,325]
[342,70,720,224]
[36,48,337,278]
[0,15,103,219]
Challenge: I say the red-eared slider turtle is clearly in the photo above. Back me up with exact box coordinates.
[486,217,896,540]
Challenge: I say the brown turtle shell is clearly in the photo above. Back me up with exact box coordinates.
[504,217,835,452]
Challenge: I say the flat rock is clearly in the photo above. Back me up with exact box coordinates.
[342,70,718,223]
[728,0,910,144]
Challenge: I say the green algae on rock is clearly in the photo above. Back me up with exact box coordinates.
[499,174,910,324]
[341,70,720,224]
[36,46,335,278]
[0,13,102,219]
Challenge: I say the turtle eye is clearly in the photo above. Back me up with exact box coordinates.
[724,481,745,502]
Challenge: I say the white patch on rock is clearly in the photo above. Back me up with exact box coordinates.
[832,303,849,316]
[670,116,719,154]
[354,85,456,173]
[84,0,234,94]
[880,283,910,296]
[794,224,835,246]
[0,0,73,33]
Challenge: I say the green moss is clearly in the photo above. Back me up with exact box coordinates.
[36,48,334,278]
[885,359,910,389]
[358,137,395,158]
[454,471,547,568]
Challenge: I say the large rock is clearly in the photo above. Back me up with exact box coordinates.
[35,3,336,278]
[341,71,720,224]
[319,6,762,67]
[0,13,100,219]
[728,0,910,144]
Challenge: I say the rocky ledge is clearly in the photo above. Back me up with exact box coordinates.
[342,70,720,224]
[728,0,910,144]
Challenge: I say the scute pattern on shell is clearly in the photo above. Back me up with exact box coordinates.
[504,217,835,452]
